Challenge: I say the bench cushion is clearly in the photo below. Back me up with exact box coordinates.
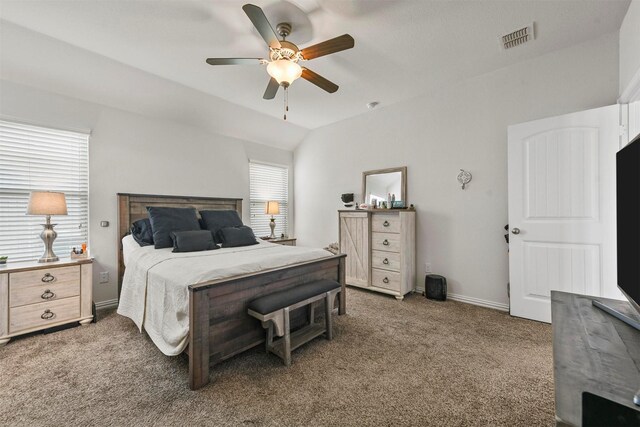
[248,280,340,315]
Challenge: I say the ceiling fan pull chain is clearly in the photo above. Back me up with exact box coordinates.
[283,86,288,120]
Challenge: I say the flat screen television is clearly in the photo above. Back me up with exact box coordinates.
[617,133,640,316]
[593,133,640,341]
[594,133,640,407]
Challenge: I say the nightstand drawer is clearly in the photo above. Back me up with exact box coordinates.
[10,265,79,288]
[10,279,80,308]
[10,296,80,334]
[10,265,80,307]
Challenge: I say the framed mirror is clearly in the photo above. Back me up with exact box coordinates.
[362,166,407,206]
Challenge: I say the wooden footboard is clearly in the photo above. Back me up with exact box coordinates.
[188,254,346,390]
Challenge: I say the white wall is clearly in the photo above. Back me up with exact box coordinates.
[620,0,640,96]
[294,32,619,308]
[0,21,308,151]
[0,80,293,305]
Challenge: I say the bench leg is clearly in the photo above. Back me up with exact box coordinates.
[309,303,315,325]
[266,321,274,353]
[283,307,291,367]
[325,292,333,341]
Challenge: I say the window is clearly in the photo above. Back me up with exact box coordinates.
[249,161,288,238]
[0,120,89,262]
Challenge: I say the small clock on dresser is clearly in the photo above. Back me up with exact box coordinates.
[0,258,94,346]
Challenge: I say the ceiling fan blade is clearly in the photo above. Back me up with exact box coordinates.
[242,4,281,49]
[301,67,339,93]
[301,34,354,60]
[263,77,280,100]
[206,58,262,66]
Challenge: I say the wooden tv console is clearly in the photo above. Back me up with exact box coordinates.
[551,291,640,426]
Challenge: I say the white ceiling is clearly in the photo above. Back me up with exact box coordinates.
[0,0,631,131]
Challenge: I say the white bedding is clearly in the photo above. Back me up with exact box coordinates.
[117,235,331,356]
[122,234,141,267]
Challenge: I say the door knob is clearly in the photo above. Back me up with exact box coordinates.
[511,228,521,235]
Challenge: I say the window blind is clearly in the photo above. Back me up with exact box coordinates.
[0,120,89,262]
[249,161,288,238]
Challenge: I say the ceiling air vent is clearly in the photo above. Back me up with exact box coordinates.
[500,23,534,50]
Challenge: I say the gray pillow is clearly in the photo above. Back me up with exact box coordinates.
[147,206,201,249]
[199,210,244,244]
[131,218,154,246]
[170,230,217,253]
[218,226,258,248]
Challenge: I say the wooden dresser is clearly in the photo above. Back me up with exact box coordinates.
[0,258,94,346]
[339,210,416,300]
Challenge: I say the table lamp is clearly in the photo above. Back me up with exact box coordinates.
[26,191,68,263]
[265,201,280,239]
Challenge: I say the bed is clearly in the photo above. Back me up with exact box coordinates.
[116,193,346,390]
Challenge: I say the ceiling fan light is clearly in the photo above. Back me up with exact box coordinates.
[267,59,302,87]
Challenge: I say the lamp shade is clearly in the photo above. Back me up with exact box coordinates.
[26,191,68,216]
[265,201,280,215]
[266,60,302,86]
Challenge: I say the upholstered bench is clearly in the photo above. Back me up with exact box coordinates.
[248,279,341,366]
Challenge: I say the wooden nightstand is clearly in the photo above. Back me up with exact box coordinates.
[0,258,94,346]
[261,237,297,246]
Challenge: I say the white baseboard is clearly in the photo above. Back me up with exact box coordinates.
[415,287,509,312]
[95,299,118,310]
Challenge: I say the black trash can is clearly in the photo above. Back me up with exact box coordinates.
[425,274,447,301]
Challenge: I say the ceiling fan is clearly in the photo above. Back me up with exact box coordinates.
[206,3,355,119]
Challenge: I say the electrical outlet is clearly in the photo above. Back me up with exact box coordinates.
[99,271,109,284]
[425,262,432,273]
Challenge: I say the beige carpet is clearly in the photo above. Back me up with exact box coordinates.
[0,288,554,426]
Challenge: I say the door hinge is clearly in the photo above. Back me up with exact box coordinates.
[620,124,627,136]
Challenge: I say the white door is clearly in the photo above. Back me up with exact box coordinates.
[508,105,620,323]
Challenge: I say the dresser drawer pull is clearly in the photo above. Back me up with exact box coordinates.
[41,273,55,283]
[41,309,55,320]
[383,277,389,284]
[383,220,390,227]
[41,290,55,300]
[382,239,389,246]
[383,258,389,265]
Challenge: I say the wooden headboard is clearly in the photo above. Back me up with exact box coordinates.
[117,193,243,296]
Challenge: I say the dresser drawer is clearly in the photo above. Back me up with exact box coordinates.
[371,232,401,253]
[10,296,80,334]
[10,265,79,288]
[371,268,401,291]
[372,250,401,272]
[372,214,400,233]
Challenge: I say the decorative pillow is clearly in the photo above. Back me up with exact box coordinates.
[217,226,258,248]
[147,206,201,249]
[170,230,217,253]
[130,218,154,246]
[199,210,244,244]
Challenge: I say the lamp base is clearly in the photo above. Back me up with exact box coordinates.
[38,255,59,263]
[269,217,276,239]
[38,218,59,263]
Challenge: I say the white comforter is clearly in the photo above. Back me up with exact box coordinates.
[117,237,331,356]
